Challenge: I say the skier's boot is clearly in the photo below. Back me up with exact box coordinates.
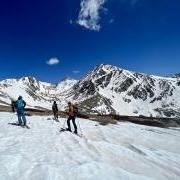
[66,128,72,132]
[74,130,78,134]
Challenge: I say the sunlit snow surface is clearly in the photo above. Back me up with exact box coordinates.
[0,112,180,180]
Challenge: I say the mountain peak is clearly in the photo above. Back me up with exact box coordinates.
[20,76,37,82]
[60,77,76,82]
[95,64,119,70]
[83,64,123,81]
[93,64,130,76]
[56,77,78,92]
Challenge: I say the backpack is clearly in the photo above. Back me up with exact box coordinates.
[17,100,24,110]
[73,105,79,116]
[52,104,58,112]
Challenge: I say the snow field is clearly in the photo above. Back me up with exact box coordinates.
[0,112,180,180]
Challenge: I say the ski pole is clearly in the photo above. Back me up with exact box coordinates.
[28,117,30,125]
[77,118,83,135]
[63,118,66,129]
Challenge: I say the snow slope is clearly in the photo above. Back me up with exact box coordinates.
[0,112,180,180]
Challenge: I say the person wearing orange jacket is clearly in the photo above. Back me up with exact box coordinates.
[66,102,78,134]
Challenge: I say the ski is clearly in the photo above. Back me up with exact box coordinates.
[8,123,30,129]
[59,128,71,132]
[25,125,30,129]
[59,128,82,137]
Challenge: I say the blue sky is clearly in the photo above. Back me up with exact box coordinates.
[0,0,180,83]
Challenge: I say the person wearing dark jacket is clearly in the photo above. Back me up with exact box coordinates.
[15,96,27,126]
[66,102,78,134]
[52,101,58,120]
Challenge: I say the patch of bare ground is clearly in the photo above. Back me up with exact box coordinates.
[0,105,179,128]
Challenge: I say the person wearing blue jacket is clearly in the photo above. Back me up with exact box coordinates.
[15,96,27,126]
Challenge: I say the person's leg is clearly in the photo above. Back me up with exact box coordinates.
[56,112,58,120]
[54,111,57,120]
[72,117,77,134]
[67,116,72,131]
[53,111,56,119]
[17,112,22,125]
[21,111,27,126]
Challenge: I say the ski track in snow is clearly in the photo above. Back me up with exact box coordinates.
[0,112,180,180]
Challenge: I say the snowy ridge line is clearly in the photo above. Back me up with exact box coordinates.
[0,64,180,118]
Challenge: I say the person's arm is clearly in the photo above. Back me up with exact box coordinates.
[23,101,26,108]
[65,107,69,115]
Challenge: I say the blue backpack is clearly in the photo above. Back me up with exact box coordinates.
[17,100,24,110]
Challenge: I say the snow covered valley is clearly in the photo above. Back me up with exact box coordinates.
[0,112,180,180]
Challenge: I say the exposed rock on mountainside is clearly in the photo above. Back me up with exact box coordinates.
[0,64,180,118]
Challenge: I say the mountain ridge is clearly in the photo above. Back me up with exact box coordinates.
[0,64,180,118]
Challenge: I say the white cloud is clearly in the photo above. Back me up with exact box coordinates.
[73,70,80,74]
[77,0,107,31]
[46,58,60,65]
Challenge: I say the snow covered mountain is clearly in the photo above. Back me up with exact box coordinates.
[70,64,180,117]
[0,77,77,110]
[0,64,180,118]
